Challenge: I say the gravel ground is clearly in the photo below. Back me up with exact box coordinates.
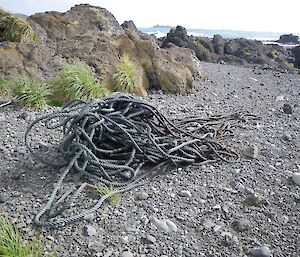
[0,62,299,257]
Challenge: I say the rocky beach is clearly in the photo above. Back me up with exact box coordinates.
[0,4,300,257]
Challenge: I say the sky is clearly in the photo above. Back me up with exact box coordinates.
[0,0,299,33]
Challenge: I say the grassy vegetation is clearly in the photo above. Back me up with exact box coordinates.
[95,184,121,204]
[52,63,107,100]
[11,76,52,107]
[0,9,36,42]
[0,77,10,95]
[0,216,42,257]
[112,54,140,94]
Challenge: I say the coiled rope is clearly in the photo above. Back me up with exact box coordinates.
[25,93,257,227]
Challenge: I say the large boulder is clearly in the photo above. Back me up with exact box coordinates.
[162,26,192,48]
[121,20,138,32]
[277,34,299,44]
[292,46,300,67]
[0,5,206,94]
[212,34,225,55]
[30,4,124,40]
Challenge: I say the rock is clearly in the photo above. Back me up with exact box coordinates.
[121,250,134,257]
[83,213,95,221]
[0,115,6,122]
[283,103,293,114]
[0,194,6,203]
[277,34,299,44]
[232,218,251,232]
[291,173,300,185]
[213,34,225,55]
[135,192,149,201]
[121,20,138,32]
[201,219,216,229]
[178,190,192,197]
[292,46,300,68]
[250,246,272,257]
[84,225,97,237]
[244,144,259,158]
[245,193,268,206]
[150,216,178,232]
[142,234,157,244]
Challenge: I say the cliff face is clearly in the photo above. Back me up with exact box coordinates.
[0,4,206,94]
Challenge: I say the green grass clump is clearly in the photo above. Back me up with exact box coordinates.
[0,216,41,257]
[95,184,121,204]
[0,9,36,42]
[0,77,10,95]
[11,76,52,107]
[112,54,139,93]
[53,63,106,100]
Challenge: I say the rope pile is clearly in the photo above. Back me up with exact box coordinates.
[25,93,257,227]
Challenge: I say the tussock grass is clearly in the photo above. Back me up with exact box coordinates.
[0,9,36,42]
[53,63,107,100]
[0,77,10,95]
[0,216,41,257]
[95,184,120,204]
[112,54,140,93]
[11,76,52,107]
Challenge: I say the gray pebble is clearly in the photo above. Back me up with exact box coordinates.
[250,246,271,257]
[135,192,149,201]
[283,103,292,114]
[84,225,97,237]
[121,250,134,257]
[0,115,6,122]
[244,144,259,158]
[232,218,251,232]
[143,234,157,244]
[245,193,268,206]
[178,190,192,197]
[291,173,300,185]
[0,194,6,203]
[150,216,178,232]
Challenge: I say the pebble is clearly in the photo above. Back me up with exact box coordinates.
[201,219,216,229]
[143,234,157,244]
[0,194,6,203]
[150,216,178,232]
[83,213,95,222]
[0,115,6,122]
[84,225,97,237]
[250,246,272,257]
[135,192,149,201]
[291,173,300,185]
[178,190,192,197]
[232,218,251,232]
[283,103,292,114]
[245,193,267,206]
[244,144,259,158]
[121,250,134,257]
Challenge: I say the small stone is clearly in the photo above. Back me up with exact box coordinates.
[0,115,6,122]
[213,204,221,210]
[0,194,6,203]
[121,251,134,257]
[150,216,177,232]
[283,103,292,114]
[276,95,284,101]
[250,246,271,257]
[292,173,300,185]
[245,193,268,206]
[84,225,97,237]
[281,132,292,141]
[135,192,149,201]
[46,235,55,242]
[232,218,251,232]
[178,190,192,198]
[201,219,216,229]
[244,144,259,159]
[84,213,95,221]
[143,234,156,244]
